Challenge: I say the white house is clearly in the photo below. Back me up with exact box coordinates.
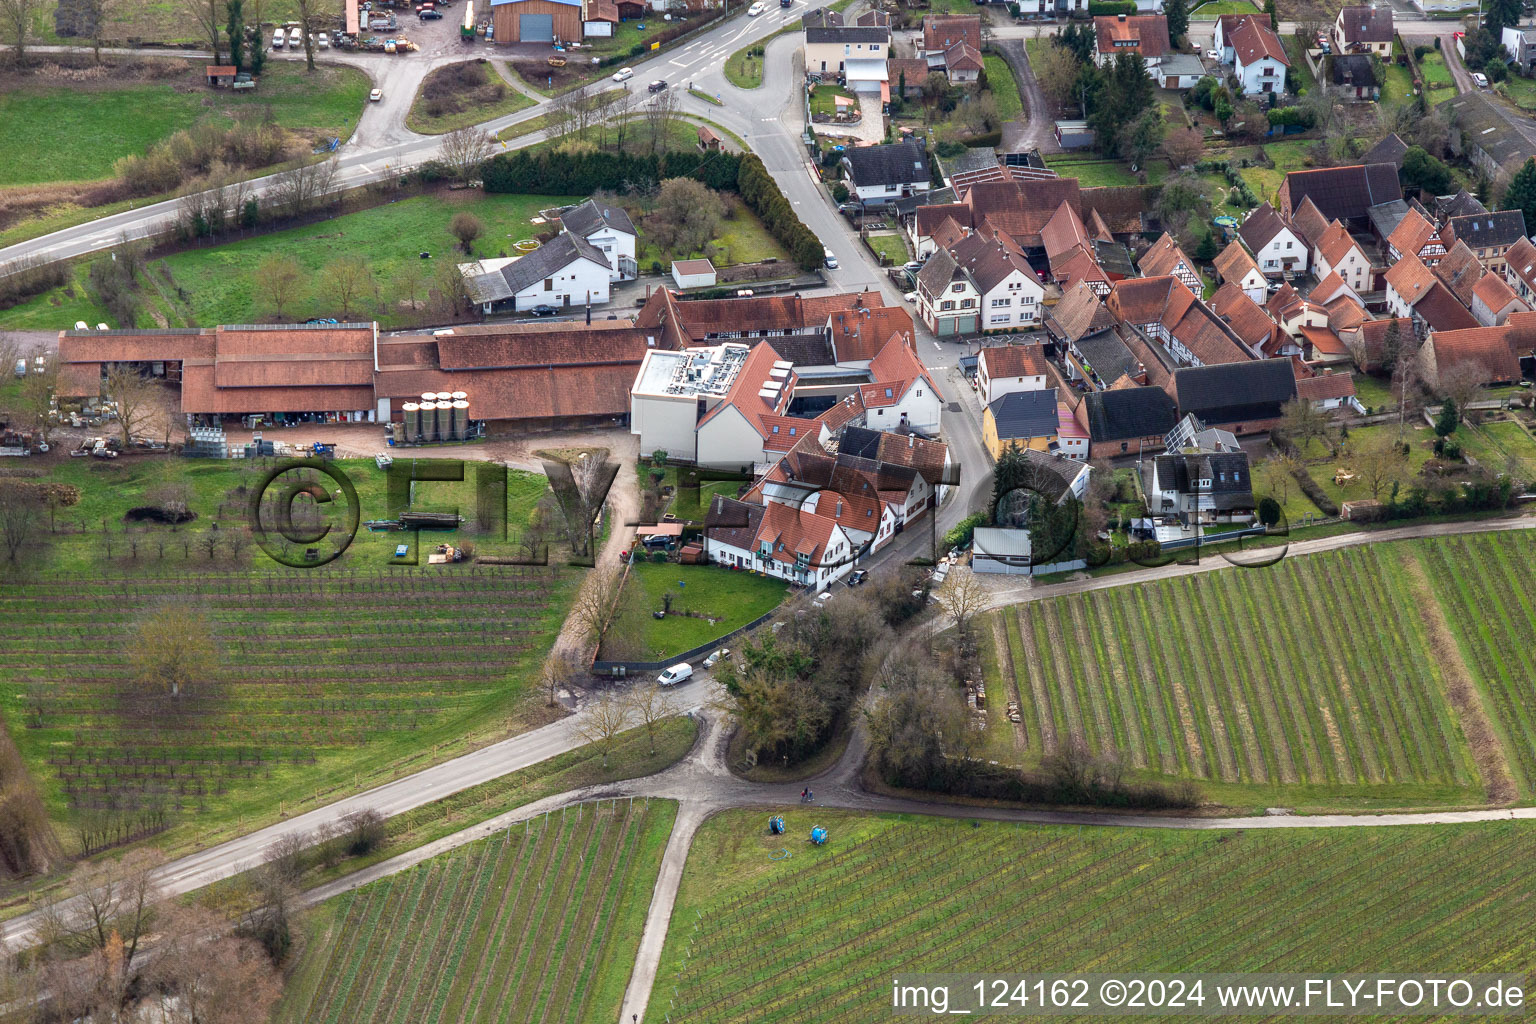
[804,23,890,90]
[840,139,931,207]
[1238,203,1308,277]
[947,234,1046,333]
[1229,15,1289,95]
[1312,220,1371,295]
[630,342,798,469]
[976,344,1049,406]
[859,334,944,434]
[670,259,716,290]
[702,496,857,589]
[560,198,637,282]
[1213,240,1268,303]
[458,231,613,314]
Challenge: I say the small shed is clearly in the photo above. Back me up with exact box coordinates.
[971,527,1032,575]
[697,124,723,151]
[616,0,645,15]
[205,65,238,87]
[671,259,717,289]
[1053,120,1094,150]
[583,0,617,36]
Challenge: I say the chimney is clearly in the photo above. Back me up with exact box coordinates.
[1118,12,1126,19]
[908,433,915,448]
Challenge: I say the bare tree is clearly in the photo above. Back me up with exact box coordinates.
[937,569,985,641]
[104,362,159,446]
[270,155,339,218]
[293,0,317,70]
[644,84,680,154]
[1279,397,1335,456]
[1351,430,1408,500]
[439,124,496,185]
[262,830,311,883]
[0,481,43,567]
[568,563,628,649]
[14,354,57,445]
[1162,126,1204,169]
[37,848,165,971]
[1436,361,1489,421]
[179,0,225,63]
[392,264,424,312]
[130,602,219,700]
[1255,455,1294,507]
[433,259,471,318]
[624,682,679,755]
[318,256,376,319]
[252,254,305,319]
[548,453,618,558]
[68,0,120,60]
[1032,40,1082,114]
[576,692,633,767]
[146,904,284,1023]
[0,0,41,61]
[539,649,579,707]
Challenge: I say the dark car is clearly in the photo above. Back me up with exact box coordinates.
[846,570,868,587]
[529,305,559,317]
[420,8,443,17]
[647,79,668,93]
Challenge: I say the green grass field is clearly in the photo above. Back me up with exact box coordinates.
[0,262,114,330]
[1380,61,1418,103]
[278,798,677,1024]
[0,61,370,188]
[1297,422,1437,506]
[1043,156,1170,187]
[150,192,575,327]
[982,54,1022,121]
[620,562,787,660]
[1189,0,1259,16]
[28,0,309,45]
[1457,418,1536,479]
[808,83,858,118]
[864,233,908,266]
[635,198,791,270]
[1352,372,1397,411]
[647,809,1536,1023]
[1419,51,1455,89]
[982,537,1501,807]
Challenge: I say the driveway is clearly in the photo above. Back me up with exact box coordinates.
[991,37,1061,155]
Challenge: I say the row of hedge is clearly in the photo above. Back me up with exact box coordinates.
[1194,158,1260,208]
[482,148,744,195]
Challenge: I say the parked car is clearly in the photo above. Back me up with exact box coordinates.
[902,291,917,304]
[845,569,868,587]
[1473,72,1490,88]
[648,79,668,92]
[420,8,443,17]
[317,31,329,48]
[529,304,558,317]
[272,28,284,47]
[703,648,730,669]
[903,260,924,272]
[369,88,383,101]
[288,26,302,45]
[657,662,694,686]
[1205,48,1219,60]
[748,1,764,13]
[823,247,838,269]
[613,67,634,82]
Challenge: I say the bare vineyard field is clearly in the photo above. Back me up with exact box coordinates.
[983,539,1495,807]
[649,810,1536,1024]
[1409,532,1536,797]
[278,798,677,1024]
[0,566,576,833]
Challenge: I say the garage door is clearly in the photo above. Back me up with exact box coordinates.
[520,13,553,40]
[956,315,977,334]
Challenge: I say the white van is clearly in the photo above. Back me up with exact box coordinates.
[823,247,838,270]
[272,28,284,48]
[657,663,693,687]
[288,26,303,46]
[318,31,329,48]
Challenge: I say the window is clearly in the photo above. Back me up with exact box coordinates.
[870,43,880,51]
[916,388,923,397]
[952,283,964,293]
[991,297,1010,307]
[1285,241,1292,250]
[960,299,974,309]
[940,300,955,311]
[544,278,554,290]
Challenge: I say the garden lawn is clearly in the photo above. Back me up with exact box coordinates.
[1456,418,1536,478]
[864,232,908,266]
[1352,372,1397,411]
[1189,0,1259,16]
[152,192,576,327]
[1380,61,1418,103]
[1299,422,1437,506]
[27,0,309,45]
[808,83,858,118]
[497,88,625,140]
[1419,51,1455,90]
[1284,37,1317,94]
[648,810,1536,1024]
[1497,73,1536,111]
[406,61,536,134]
[982,54,1022,121]
[635,200,790,270]
[976,534,1498,809]
[622,562,787,660]
[277,799,678,1024]
[1042,156,1169,186]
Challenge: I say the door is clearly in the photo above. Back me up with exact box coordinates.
[957,315,977,334]
[520,12,553,40]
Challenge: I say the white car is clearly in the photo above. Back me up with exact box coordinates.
[369,88,383,102]
[272,28,284,48]
[748,1,764,13]
[1473,72,1489,88]
[703,648,730,669]
[613,67,634,82]
[317,31,329,48]
[1206,49,1220,60]
[288,26,302,46]
[657,662,694,687]
[902,291,917,303]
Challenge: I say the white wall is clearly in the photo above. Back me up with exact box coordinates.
[696,403,770,470]
[583,226,635,281]
[978,274,1045,333]
[512,257,612,310]
[1253,226,1308,275]
[866,379,942,433]
[632,394,700,462]
[1235,55,1287,95]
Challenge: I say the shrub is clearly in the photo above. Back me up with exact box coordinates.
[830,181,849,203]
[1257,496,1281,526]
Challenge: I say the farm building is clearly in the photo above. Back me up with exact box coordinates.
[490,0,582,43]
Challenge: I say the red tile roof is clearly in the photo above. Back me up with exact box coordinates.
[1094,13,1171,57]
[1426,325,1522,382]
[923,14,980,52]
[1315,220,1364,271]
[1213,240,1262,285]
[980,345,1048,379]
[1296,372,1357,401]
[1229,14,1289,67]
[1385,253,1437,306]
